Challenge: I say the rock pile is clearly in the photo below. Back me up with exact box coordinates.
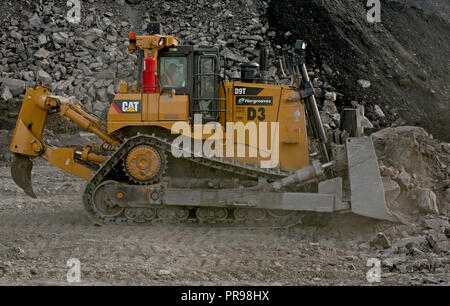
[0,0,355,133]
[372,126,449,218]
[366,214,449,284]
[0,2,141,120]
[0,0,283,120]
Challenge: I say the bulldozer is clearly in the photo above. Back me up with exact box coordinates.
[9,22,396,225]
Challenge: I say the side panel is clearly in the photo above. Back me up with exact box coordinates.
[107,93,142,128]
[278,89,309,170]
[221,82,310,171]
[158,95,189,121]
[107,93,189,133]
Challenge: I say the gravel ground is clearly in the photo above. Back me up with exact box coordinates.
[0,164,447,286]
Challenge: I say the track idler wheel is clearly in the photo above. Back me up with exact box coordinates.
[91,181,124,218]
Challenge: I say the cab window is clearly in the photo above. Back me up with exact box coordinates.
[158,57,187,88]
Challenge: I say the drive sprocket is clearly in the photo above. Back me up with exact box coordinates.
[123,144,166,184]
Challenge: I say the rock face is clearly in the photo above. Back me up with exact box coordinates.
[267,0,450,141]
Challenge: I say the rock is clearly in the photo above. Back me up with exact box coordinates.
[444,188,450,202]
[94,71,115,79]
[374,105,385,118]
[423,218,449,230]
[426,232,449,252]
[223,10,234,19]
[28,13,41,28]
[79,132,99,144]
[106,85,116,100]
[97,88,108,101]
[100,17,112,30]
[36,70,52,84]
[361,115,374,129]
[408,246,425,256]
[397,171,411,189]
[423,276,440,284]
[1,86,13,101]
[220,48,239,62]
[393,236,428,249]
[369,232,391,249]
[321,63,333,77]
[82,28,104,43]
[357,79,371,88]
[382,255,406,269]
[1,78,25,96]
[10,31,23,40]
[22,71,35,81]
[93,101,107,116]
[371,126,429,174]
[409,188,439,215]
[157,269,172,276]
[324,91,337,102]
[322,100,338,114]
[380,166,396,177]
[34,48,51,59]
[52,32,69,44]
[382,176,401,203]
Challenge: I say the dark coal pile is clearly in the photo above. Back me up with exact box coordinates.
[267,0,450,141]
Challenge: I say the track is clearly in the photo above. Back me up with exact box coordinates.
[82,133,303,227]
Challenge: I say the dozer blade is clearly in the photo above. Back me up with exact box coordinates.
[11,153,37,198]
[346,137,396,222]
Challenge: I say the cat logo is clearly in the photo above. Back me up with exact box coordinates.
[122,101,139,113]
[112,100,141,114]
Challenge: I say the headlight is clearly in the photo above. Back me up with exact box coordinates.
[158,38,165,46]
[294,40,307,51]
[301,41,307,50]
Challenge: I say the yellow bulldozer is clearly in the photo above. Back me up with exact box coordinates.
[9,23,396,225]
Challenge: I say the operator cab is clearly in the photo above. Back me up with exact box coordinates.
[157,45,222,122]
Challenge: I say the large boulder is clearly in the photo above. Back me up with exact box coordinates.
[371,126,429,176]
[408,188,439,215]
[1,78,25,96]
